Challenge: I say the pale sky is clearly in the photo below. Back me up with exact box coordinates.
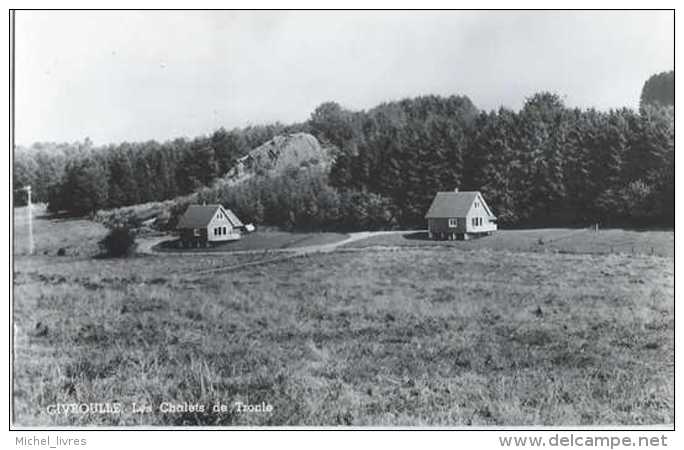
[15,10,673,146]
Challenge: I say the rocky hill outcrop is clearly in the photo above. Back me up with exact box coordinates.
[224,132,329,184]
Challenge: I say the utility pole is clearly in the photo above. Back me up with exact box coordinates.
[26,186,33,255]
[14,186,33,254]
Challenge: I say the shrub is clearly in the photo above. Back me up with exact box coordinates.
[99,226,136,257]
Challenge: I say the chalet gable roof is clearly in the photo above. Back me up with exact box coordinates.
[425,191,496,219]
[177,204,243,229]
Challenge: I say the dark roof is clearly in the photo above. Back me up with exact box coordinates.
[425,191,495,219]
[177,204,243,229]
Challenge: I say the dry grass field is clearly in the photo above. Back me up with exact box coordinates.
[13,205,108,257]
[344,228,674,257]
[12,207,674,426]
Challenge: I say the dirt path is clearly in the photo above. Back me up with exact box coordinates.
[138,230,415,256]
[137,230,419,275]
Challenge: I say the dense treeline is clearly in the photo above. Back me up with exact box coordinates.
[14,123,306,210]
[419,95,669,226]
[640,70,674,111]
[465,97,673,226]
[15,81,674,229]
[194,93,673,230]
[192,166,394,231]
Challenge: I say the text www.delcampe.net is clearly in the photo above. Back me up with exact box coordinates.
[498,434,669,448]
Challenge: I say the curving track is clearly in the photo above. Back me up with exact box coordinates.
[136,230,419,276]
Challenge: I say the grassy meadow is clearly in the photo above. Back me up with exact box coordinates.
[12,207,674,426]
[344,228,674,257]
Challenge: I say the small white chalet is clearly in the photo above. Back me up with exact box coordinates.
[425,189,497,240]
[177,204,244,248]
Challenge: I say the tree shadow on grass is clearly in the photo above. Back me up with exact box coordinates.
[34,211,82,221]
[402,232,431,241]
[153,238,240,252]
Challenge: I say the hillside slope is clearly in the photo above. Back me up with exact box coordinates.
[224,132,330,185]
[95,132,331,228]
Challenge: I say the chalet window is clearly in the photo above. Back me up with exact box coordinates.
[223,226,227,235]
[193,228,200,237]
[448,218,457,227]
